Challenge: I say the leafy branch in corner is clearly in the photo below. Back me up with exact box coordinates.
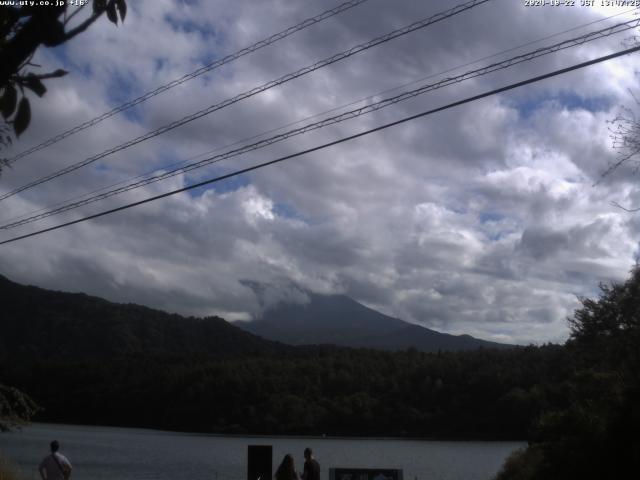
[0,0,127,148]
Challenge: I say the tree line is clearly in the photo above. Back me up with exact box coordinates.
[1,343,568,440]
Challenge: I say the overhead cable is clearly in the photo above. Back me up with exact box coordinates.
[3,6,632,227]
[0,0,492,203]
[1,43,639,246]
[5,0,373,164]
[2,16,638,230]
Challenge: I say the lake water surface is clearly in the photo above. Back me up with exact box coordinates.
[0,423,522,480]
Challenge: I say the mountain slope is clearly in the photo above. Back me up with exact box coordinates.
[0,274,287,360]
[238,292,512,351]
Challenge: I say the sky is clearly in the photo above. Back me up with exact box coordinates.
[2,0,640,345]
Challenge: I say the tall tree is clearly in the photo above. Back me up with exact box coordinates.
[497,267,640,479]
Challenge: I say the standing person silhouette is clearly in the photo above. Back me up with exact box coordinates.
[275,454,299,480]
[302,448,320,480]
[38,440,72,480]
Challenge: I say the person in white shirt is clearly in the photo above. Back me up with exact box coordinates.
[39,440,72,480]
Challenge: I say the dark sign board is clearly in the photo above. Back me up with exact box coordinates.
[330,468,403,480]
[247,445,273,480]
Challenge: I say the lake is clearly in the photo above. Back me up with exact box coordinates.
[0,423,523,480]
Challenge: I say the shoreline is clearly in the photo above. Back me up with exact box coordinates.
[20,421,526,443]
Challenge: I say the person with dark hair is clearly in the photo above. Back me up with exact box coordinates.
[302,448,320,480]
[38,440,72,480]
[275,454,299,480]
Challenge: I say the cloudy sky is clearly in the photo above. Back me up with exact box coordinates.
[2,0,640,345]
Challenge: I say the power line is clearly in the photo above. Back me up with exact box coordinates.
[4,16,636,228]
[2,44,638,246]
[5,0,373,164]
[3,6,633,227]
[2,16,637,230]
[0,0,492,203]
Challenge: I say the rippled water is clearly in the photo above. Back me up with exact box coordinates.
[0,423,522,480]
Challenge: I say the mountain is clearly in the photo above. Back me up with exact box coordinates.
[238,292,512,351]
[0,273,510,361]
[0,274,288,360]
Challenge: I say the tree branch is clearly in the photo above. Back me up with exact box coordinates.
[0,8,65,86]
[15,70,68,81]
[611,200,640,213]
[63,3,87,26]
[595,146,640,186]
[60,0,114,43]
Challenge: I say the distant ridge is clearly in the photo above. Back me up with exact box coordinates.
[0,274,288,360]
[238,291,513,352]
[0,273,511,361]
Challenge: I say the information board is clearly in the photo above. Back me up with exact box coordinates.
[330,467,403,480]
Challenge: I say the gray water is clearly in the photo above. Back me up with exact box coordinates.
[0,423,523,480]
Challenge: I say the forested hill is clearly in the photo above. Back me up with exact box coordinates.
[1,273,561,440]
[0,274,288,360]
[238,292,512,352]
[1,274,509,360]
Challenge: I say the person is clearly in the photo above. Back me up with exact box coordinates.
[275,454,299,480]
[39,440,72,480]
[302,447,320,480]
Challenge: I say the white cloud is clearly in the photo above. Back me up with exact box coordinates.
[1,0,640,344]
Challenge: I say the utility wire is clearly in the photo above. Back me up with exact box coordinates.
[5,0,372,164]
[2,17,637,230]
[1,44,638,246]
[0,0,492,203]
[3,6,633,227]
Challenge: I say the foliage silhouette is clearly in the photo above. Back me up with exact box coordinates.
[0,0,126,144]
[496,267,640,479]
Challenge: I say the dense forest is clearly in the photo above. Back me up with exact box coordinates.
[1,345,568,439]
[1,268,639,478]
